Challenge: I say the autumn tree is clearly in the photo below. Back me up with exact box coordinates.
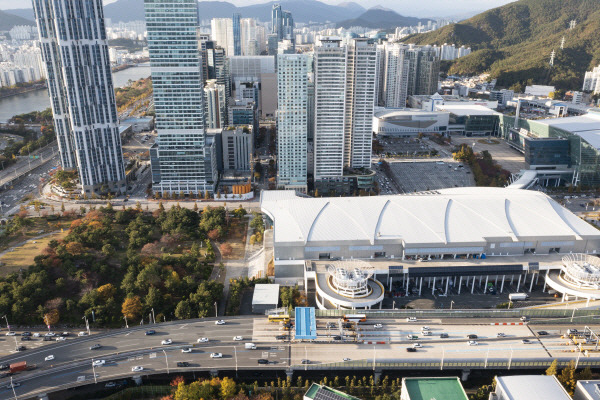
[221,377,237,399]
[546,359,558,376]
[122,296,143,320]
[220,243,233,258]
[97,283,116,301]
[43,309,59,328]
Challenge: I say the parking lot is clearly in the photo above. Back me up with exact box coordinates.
[387,161,475,193]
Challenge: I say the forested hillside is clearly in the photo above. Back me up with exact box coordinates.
[404,0,600,91]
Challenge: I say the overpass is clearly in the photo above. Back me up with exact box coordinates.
[2,314,600,399]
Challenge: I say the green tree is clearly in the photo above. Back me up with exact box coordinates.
[175,299,194,320]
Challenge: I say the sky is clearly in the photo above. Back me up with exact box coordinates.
[0,0,517,19]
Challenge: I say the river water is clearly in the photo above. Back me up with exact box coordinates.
[0,64,151,122]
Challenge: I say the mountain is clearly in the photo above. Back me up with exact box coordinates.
[0,9,35,31]
[403,0,600,91]
[102,0,367,24]
[1,8,34,22]
[337,7,433,29]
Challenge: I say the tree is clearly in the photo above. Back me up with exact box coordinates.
[122,296,143,320]
[101,243,115,257]
[97,284,116,301]
[175,299,194,320]
[208,228,222,241]
[221,377,237,399]
[558,360,577,395]
[43,309,59,328]
[220,243,233,258]
[65,241,85,256]
[61,202,65,213]
[546,359,558,376]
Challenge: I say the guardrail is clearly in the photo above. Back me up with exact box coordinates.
[309,308,600,321]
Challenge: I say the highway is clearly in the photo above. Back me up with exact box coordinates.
[1,316,599,399]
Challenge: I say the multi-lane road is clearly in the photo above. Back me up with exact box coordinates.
[0,316,598,399]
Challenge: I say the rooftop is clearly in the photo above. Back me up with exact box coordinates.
[576,380,600,400]
[251,284,280,306]
[305,384,359,400]
[495,375,572,400]
[435,104,501,116]
[261,188,600,246]
[295,306,317,340]
[403,377,468,400]
[534,111,600,150]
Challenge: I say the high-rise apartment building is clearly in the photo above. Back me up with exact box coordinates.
[276,53,308,191]
[204,79,227,129]
[240,18,257,56]
[232,13,241,56]
[382,43,409,108]
[211,18,234,56]
[583,64,600,94]
[33,0,126,195]
[313,37,377,180]
[145,0,216,194]
[406,45,440,96]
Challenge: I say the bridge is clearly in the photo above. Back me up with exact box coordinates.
[1,313,600,399]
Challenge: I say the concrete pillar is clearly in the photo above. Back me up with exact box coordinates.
[543,271,548,292]
[516,274,522,292]
[536,273,540,284]
[529,273,535,292]
[495,275,498,287]
[500,275,505,293]
[445,276,450,295]
[379,301,382,309]
[419,277,423,296]
[428,277,431,288]
[402,274,405,288]
[389,276,393,291]
[471,276,475,294]
[286,369,294,379]
[374,370,382,384]
[458,276,463,294]
[484,276,488,293]
[511,275,514,285]
[523,273,527,287]
[432,276,436,295]
[461,370,470,381]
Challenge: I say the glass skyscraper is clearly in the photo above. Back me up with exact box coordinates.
[144,0,216,195]
[32,0,126,195]
[232,13,241,56]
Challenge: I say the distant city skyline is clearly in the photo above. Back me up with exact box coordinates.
[1,0,517,19]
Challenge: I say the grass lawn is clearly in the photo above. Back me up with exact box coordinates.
[0,230,68,275]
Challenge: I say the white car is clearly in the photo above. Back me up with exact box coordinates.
[78,332,88,337]
[5,331,16,336]
[412,343,422,348]
[343,358,351,361]
[468,340,479,346]
[44,332,56,337]
[215,320,226,325]
[161,339,172,345]
[374,323,383,329]
[32,333,40,338]
[197,337,209,343]
[421,326,430,331]
[132,366,144,372]
[44,355,55,361]
[210,352,223,358]
[497,333,506,338]
[92,360,106,367]
[182,348,192,353]
[233,336,243,341]
[55,336,66,341]
[406,317,417,322]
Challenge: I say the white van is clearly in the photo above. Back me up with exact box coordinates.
[245,343,257,350]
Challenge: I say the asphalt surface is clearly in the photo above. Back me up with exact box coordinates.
[1,316,599,399]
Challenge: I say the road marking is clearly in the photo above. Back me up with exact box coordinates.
[76,376,85,382]
[149,352,157,359]
[136,355,143,360]
[128,357,135,362]
[179,324,188,329]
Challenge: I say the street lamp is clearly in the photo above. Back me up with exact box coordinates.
[234,346,238,376]
[151,308,156,324]
[571,308,578,323]
[392,300,395,310]
[162,349,169,374]
[91,358,97,384]
[82,316,90,335]
[214,301,218,318]
[10,376,17,400]
[3,315,9,331]
[124,315,129,329]
[450,301,455,310]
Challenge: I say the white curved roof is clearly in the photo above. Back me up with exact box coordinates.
[261,188,600,246]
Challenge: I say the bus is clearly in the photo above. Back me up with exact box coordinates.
[268,315,290,323]
[343,314,367,323]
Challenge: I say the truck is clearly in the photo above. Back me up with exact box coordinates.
[245,343,257,350]
[509,293,529,301]
[9,361,35,374]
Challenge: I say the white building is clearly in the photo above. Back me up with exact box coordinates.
[583,64,600,94]
[574,380,600,400]
[373,109,450,137]
[381,43,409,108]
[492,376,572,400]
[33,0,126,195]
[211,18,234,56]
[313,37,377,181]
[276,53,308,191]
[490,89,514,107]
[240,18,258,56]
[222,127,253,171]
[204,79,227,129]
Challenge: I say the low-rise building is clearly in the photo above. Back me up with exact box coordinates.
[304,383,360,400]
[372,108,449,137]
[492,375,571,400]
[574,379,600,400]
[251,284,280,313]
[401,377,468,400]
[120,117,154,133]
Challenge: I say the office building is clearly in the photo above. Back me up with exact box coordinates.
[240,18,257,56]
[271,4,294,42]
[145,0,216,195]
[228,101,257,134]
[232,13,241,56]
[583,64,600,94]
[313,37,377,181]
[222,127,253,171]
[211,18,234,56]
[229,56,275,81]
[401,378,468,400]
[33,0,126,195]
[267,34,279,56]
[490,89,514,107]
[204,79,227,129]
[277,53,309,191]
[206,44,231,99]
